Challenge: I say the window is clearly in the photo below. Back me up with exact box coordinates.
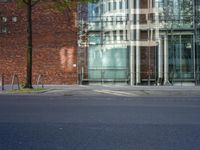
[95,6,99,15]
[113,31,117,41]
[104,3,107,12]
[133,0,136,9]
[111,17,114,25]
[133,14,137,24]
[120,30,123,40]
[105,32,110,41]
[119,1,123,9]
[118,17,123,25]
[113,1,117,10]
[100,4,103,13]
[126,14,129,24]
[108,2,111,11]
[126,0,129,9]
[140,14,147,24]
[1,16,8,22]
[12,16,17,22]
[1,26,8,33]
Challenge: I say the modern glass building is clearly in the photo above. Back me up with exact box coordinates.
[78,0,200,85]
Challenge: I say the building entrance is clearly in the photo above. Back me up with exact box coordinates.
[169,34,195,82]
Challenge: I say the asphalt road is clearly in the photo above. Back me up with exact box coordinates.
[0,95,200,150]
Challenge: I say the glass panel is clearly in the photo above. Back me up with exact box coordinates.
[181,35,194,79]
[88,46,128,80]
[158,0,194,29]
[169,35,194,80]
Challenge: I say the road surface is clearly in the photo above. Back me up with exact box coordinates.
[0,95,200,150]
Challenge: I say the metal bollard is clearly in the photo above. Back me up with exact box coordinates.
[11,74,20,90]
[0,74,4,91]
[37,74,44,88]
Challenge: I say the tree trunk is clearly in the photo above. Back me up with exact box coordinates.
[25,0,33,88]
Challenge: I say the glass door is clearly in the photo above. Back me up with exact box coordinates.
[169,35,195,81]
[181,35,194,79]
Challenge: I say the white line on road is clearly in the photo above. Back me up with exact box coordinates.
[93,90,137,97]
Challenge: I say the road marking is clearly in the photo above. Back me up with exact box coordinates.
[101,85,127,88]
[79,85,89,88]
[94,90,137,97]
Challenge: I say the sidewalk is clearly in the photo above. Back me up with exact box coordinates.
[40,84,200,97]
[1,84,200,97]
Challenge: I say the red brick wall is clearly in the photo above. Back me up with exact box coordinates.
[0,1,77,85]
[140,0,148,9]
[141,47,156,79]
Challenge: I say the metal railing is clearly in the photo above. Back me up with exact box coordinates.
[79,70,199,86]
[80,68,130,84]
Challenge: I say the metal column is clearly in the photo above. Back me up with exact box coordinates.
[164,35,169,84]
[158,38,163,79]
[129,0,135,85]
[136,0,141,84]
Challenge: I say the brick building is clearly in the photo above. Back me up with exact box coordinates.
[0,0,77,85]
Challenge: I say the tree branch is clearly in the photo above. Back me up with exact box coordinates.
[31,0,40,7]
[23,0,28,5]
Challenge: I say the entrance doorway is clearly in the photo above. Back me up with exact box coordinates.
[169,34,195,82]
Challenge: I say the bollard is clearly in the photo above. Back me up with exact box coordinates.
[11,74,20,90]
[0,74,4,91]
[37,74,44,88]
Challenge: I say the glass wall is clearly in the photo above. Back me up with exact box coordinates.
[86,2,129,81]
[158,0,197,82]
[78,0,200,85]
[88,46,129,80]
[169,35,195,81]
[158,0,193,29]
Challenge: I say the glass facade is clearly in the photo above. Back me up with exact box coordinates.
[85,2,129,82]
[158,0,200,84]
[169,35,194,80]
[88,46,128,80]
[78,0,200,85]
